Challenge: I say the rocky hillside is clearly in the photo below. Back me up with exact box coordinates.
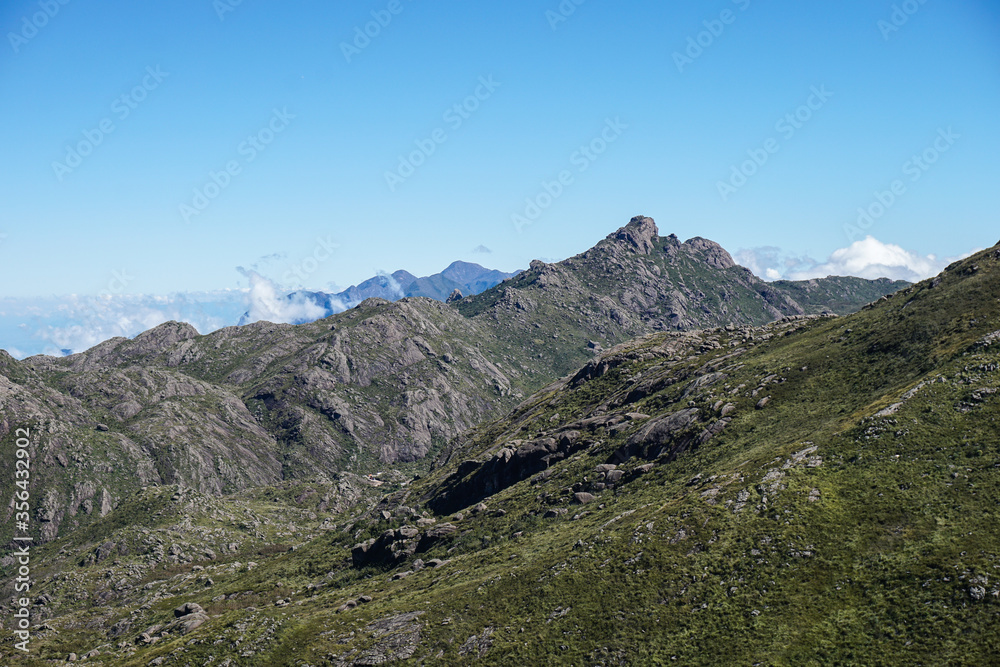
[0,217,905,545]
[1,240,995,665]
[1,300,529,542]
[770,274,910,315]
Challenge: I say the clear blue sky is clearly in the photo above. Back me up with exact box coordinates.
[1,0,998,298]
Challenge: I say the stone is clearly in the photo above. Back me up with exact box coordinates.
[610,216,658,255]
[425,523,458,539]
[756,397,771,409]
[173,602,204,618]
[397,526,419,539]
[573,492,595,504]
[171,613,208,634]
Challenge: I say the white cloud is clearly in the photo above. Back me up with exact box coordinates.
[1,291,249,358]
[1,270,352,358]
[238,269,345,325]
[376,270,405,300]
[738,237,979,283]
[786,236,976,282]
[734,246,817,282]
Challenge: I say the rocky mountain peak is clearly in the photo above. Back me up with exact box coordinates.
[607,215,659,255]
[682,236,737,270]
[132,320,200,348]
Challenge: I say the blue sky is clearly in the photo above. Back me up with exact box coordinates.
[0,0,998,353]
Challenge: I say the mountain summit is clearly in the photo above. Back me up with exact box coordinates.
[458,216,906,370]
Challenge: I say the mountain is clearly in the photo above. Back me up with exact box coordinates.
[337,270,419,305]
[1,238,994,664]
[455,216,909,376]
[239,263,521,325]
[770,274,911,315]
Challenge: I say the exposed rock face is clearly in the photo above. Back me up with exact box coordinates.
[618,408,701,460]
[682,237,737,270]
[332,612,425,665]
[427,428,590,515]
[609,215,658,254]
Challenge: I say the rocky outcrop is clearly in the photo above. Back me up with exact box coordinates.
[608,215,658,254]
[682,237,736,269]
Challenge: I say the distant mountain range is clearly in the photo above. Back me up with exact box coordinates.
[238,261,520,325]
